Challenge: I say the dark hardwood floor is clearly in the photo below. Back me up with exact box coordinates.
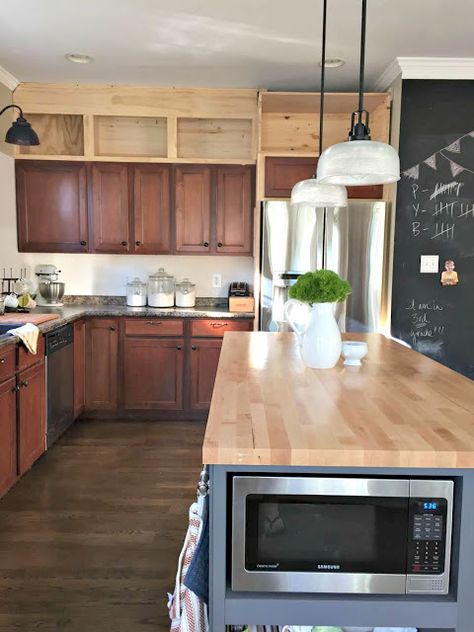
[0,419,206,632]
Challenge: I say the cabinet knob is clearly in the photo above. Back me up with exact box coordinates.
[203,242,209,248]
[135,240,141,247]
[217,242,223,248]
[121,241,128,247]
[20,380,29,388]
[11,385,19,393]
[176,345,182,350]
[191,345,197,351]
[109,326,116,331]
[0,358,5,364]
[80,240,87,246]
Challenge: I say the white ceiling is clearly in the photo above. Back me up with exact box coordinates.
[1,0,474,90]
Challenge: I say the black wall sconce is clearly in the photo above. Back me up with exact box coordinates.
[0,104,40,146]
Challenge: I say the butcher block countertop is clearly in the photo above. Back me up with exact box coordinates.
[202,332,474,468]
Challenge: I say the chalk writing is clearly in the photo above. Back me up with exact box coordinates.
[404,298,447,350]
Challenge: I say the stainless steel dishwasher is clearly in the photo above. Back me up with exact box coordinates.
[45,324,74,448]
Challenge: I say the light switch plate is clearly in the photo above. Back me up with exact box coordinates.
[420,255,439,273]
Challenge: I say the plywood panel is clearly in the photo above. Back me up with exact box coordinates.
[94,116,167,157]
[261,91,389,114]
[18,114,84,156]
[177,118,253,159]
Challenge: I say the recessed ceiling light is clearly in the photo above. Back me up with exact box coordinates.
[319,58,345,68]
[65,53,94,64]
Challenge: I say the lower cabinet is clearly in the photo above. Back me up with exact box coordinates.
[190,339,223,410]
[0,377,17,496]
[85,318,118,410]
[18,361,46,475]
[73,319,86,419]
[124,338,184,410]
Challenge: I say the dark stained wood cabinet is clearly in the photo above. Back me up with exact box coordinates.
[215,166,253,255]
[89,163,130,253]
[133,164,171,254]
[85,318,118,410]
[190,339,222,410]
[73,319,86,419]
[124,338,184,410]
[18,361,46,475]
[175,165,211,253]
[16,161,88,252]
[264,156,384,199]
[0,376,18,496]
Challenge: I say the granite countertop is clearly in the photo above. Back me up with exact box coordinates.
[0,304,255,350]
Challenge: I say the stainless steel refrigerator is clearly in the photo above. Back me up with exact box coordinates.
[259,200,387,333]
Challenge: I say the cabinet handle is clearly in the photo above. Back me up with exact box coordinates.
[20,380,29,388]
[0,358,5,364]
[121,241,128,247]
[217,242,223,248]
[176,345,182,350]
[80,240,87,246]
[11,385,19,393]
[203,242,209,248]
[146,321,161,326]
[211,322,228,328]
[135,240,141,247]
[110,326,116,331]
[191,345,197,351]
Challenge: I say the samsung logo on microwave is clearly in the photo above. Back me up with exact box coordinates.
[317,564,341,570]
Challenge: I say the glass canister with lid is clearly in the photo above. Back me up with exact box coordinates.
[175,278,196,308]
[148,268,175,307]
[126,277,147,307]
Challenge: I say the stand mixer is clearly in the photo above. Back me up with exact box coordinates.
[35,265,66,306]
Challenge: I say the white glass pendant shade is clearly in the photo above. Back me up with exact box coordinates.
[317,140,400,186]
[291,178,347,207]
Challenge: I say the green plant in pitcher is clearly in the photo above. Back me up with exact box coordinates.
[289,269,352,305]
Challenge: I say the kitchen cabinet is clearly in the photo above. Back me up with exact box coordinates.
[85,318,118,410]
[190,339,222,410]
[215,166,253,255]
[124,338,184,410]
[18,361,46,475]
[264,156,384,199]
[0,376,18,496]
[175,165,211,253]
[73,319,86,419]
[133,164,171,254]
[89,163,130,253]
[16,160,88,253]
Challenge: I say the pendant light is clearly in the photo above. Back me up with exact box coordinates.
[317,0,399,186]
[290,0,347,208]
[0,104,40,146]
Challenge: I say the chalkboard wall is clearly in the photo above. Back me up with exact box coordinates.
[392,80,474,379]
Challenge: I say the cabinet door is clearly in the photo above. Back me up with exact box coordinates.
[0,377,17,497]
[175,166,211,253]
[16,160,88,253]
[89,163,130,253]
[124,338,184,410]
[216,166,253,255]
[190,339,222,410]
[264,157,384,199]
[73,319,85,419]
[133,164,171,254]
[18,361,46,475]
[85,318,118,410]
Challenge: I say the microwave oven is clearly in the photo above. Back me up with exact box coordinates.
[232,477,454,594]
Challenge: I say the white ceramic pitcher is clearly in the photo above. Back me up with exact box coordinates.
[284,299,342,369]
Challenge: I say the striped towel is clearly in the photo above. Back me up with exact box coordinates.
[168,502,208,632]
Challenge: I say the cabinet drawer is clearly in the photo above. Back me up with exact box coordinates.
[191,319,253,337]
[124,318,184,337]
[17,336,45,372]
[0,346,16,383]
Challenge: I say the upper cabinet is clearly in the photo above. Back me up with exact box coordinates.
[175,166,211,254]
[16,161,88,253]
[133,164,171,254]
[215,166,253,254]
[89,163,130,253]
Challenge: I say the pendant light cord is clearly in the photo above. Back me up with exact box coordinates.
[357,0,367,115]
[318,0,328,161]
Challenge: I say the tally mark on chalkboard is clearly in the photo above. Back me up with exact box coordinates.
[402,130,474,180]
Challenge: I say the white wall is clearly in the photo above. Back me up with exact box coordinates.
[0,152,254,298]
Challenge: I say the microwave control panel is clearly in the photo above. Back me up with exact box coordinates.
[407,498,447,574]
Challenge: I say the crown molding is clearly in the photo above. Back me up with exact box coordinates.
[0,64,19,91]
[375,57,474,90]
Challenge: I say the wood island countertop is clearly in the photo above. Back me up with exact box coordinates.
[202,332,474,468]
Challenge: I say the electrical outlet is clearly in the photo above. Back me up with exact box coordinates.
[420,255,439,274]
[212,273,222,288]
